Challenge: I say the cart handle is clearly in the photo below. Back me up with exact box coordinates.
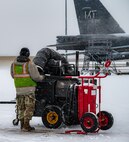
[65,74,99,79]
[65,72,109,79]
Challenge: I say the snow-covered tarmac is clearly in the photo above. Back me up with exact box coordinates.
[0,68,129,142]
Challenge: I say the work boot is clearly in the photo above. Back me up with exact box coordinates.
[20,119,24,130]
[22,119,35,132]
[28,125,35,131]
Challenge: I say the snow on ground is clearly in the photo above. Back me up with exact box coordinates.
[0,68,129,142]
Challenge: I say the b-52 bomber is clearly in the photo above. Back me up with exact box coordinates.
[49,0,129,74]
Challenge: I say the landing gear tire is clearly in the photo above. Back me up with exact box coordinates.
[42,105,62,129]
[80,112,98,133]
[97,111,114,130]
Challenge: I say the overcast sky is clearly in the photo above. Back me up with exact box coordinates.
[0,0,129,56]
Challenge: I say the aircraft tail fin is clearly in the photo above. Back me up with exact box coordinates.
[74,0,125,34]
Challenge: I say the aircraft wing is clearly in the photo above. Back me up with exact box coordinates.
[112,45,129,52]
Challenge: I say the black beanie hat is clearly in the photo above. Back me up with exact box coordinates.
[20,47,30,57]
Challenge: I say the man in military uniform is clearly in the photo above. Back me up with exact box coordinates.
[11,48,44,132]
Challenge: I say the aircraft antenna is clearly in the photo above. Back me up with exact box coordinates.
[65,0,67,35]
[65,0,68,59]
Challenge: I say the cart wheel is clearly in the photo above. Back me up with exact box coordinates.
[42,105,62,129]
[62,114,74,126]
[62,104,75,126]
[12,118,19,126]
[97,111,114,130]
[80,112,98,133]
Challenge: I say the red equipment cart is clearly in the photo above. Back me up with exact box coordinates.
[65,61,114,134]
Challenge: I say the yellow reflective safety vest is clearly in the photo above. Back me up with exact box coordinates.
[12,61,37,88]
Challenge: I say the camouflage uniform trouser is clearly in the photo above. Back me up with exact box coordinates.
[16,94,35,120]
